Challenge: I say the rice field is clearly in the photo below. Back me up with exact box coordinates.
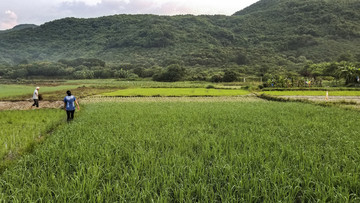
[65,80,212,88]
[102,88,249,97]
[0,109,64,161]
[0,99,359,202]
[0,84,80,99]
[263,91,360,96]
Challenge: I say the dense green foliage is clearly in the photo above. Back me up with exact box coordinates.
[262,61,360,88]
[0,0,360,80]
[1,101,360,201]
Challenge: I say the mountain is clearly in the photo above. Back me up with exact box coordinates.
[0,0,359,73]
[234,0,360,60]
[0,24,38,34]
[10,24,38,31]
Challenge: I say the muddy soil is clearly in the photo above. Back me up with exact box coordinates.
[0,100,63,110]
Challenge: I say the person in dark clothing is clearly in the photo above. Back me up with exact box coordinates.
[63,90,80,121]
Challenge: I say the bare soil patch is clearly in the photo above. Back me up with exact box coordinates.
[0,100,63,111]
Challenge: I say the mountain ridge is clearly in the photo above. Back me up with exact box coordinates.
[0,0,359,71]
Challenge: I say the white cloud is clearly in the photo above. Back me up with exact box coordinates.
[62,0,102,6]
[0,10,18,30]
[57,0,258,16]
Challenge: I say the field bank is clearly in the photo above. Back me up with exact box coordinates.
[1,100,359,202]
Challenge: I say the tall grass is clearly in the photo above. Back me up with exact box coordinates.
[0,101,359,201]
[0,109,64,161]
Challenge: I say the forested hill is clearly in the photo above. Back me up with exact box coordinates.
[233,0,360,62]
[0,0,360,72]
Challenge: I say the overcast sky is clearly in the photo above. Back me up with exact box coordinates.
[0,0,260,30]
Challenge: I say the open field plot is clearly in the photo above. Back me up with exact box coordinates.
[263,90,360,96]
[0,85,119,101]
[83,96,259,103]
[64,80,256,89]
[0,109,64,162]
[0,84,80,100]
[65,80,213,88]
[1,100,359,202]
[102,88,249,97]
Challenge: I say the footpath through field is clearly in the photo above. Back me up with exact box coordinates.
[0,101,63,110]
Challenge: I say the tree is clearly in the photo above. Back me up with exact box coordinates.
[210,74,223,83]
[235,51,249,65]
[115,69,130,78]
[337,62,359,85]
[337,53,353,62]
[10,68,28,79]
[152,64,185,82]
[222,70,238,82]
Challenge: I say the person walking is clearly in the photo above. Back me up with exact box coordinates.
[30,87,40,109]
[63,90,80,121]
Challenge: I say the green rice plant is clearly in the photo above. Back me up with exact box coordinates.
[0,109,64,163]
[0,100,360,202]
[102,88,249,97]
[263,91,360,96]
[0,84,80,100]
[257,93,360,110]
[65,80,212,88]
[262,87,360,91]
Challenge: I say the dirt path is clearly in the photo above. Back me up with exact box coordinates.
[0,100,64,110]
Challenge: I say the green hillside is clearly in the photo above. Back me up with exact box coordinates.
[234,0,360,61]
[0,0,359,78]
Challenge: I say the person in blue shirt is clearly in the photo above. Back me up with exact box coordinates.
[63,90,80,121]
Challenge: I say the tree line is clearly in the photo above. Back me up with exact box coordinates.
[1,58,359,87]
[263,61,360,88]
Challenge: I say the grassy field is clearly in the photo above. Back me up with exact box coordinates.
[263,91,360,96]
[102,88,249,97]
[0,109,64,162]
[64,80,213,88]
[64,79,257,88]
[0,100,359,201]
[0,84,80,99]
[0,81,247,100]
